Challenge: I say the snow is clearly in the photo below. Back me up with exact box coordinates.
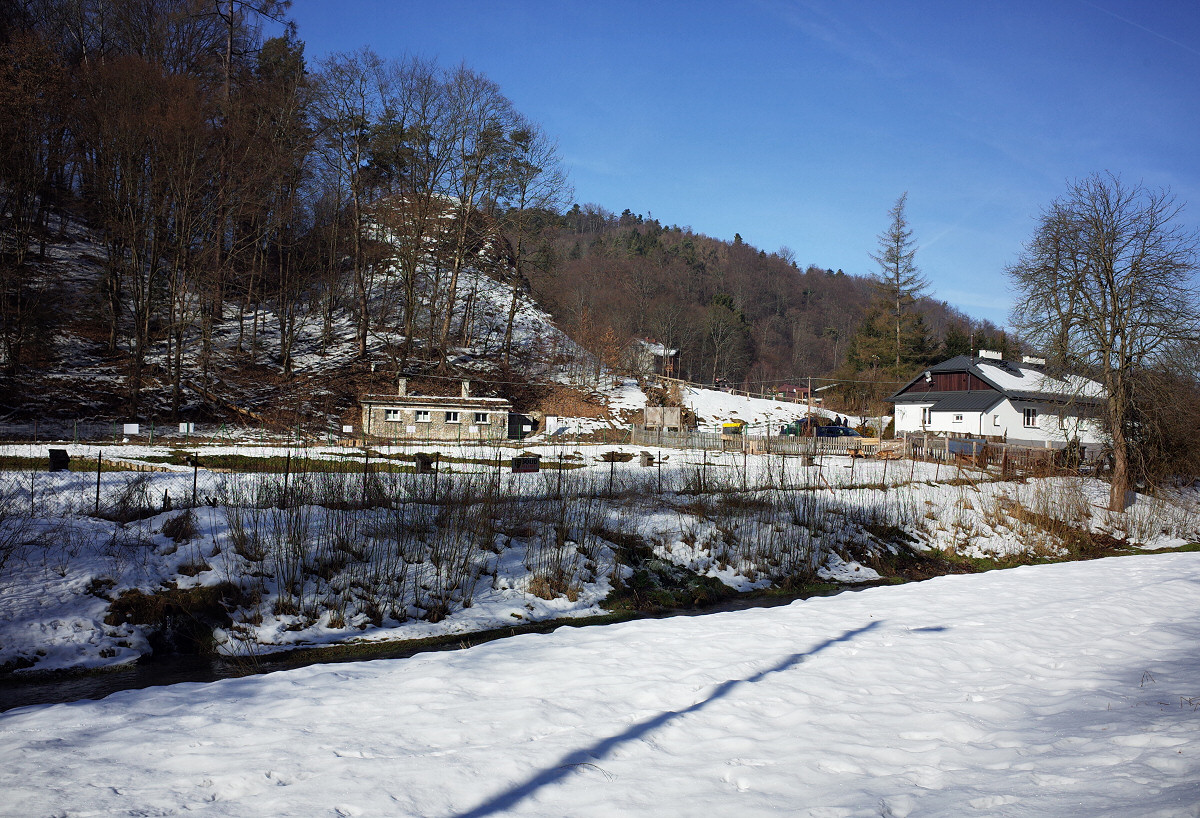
[2,552,1198,817]
[3,439,1198,675]
[975,359,1105,398]
[680,385,889,433]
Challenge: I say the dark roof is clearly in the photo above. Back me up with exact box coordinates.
[890,390,1003,412]
[888,355,1105,406]
[929,392,1005,412]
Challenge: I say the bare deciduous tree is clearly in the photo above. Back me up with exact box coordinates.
[1008,172,1200,511]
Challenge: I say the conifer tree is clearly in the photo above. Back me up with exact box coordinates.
[869,193,929,370]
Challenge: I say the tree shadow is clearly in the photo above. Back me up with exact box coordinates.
[452,620,883,818]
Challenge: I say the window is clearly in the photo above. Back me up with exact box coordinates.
[445,411,460,424]
[993,414,1000,427]
[921,407,932,425]
[1023,408,1038,428]
[384,408,402,422]
[474,412,489,424]
[415,410,430,423]
[953,414,963,424]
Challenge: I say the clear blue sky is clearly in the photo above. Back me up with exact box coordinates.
[275,0,1200,328]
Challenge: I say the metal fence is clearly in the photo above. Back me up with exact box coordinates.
[630,425,1099,477]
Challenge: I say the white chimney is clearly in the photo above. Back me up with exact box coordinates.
[1022,355,1046,366]
[461,379,470,398]
[978,350,1002,360]
[398,378,407,397]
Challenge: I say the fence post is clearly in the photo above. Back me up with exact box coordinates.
[360,448,369,508]
[192,456,199,507]
[96,450,102,514]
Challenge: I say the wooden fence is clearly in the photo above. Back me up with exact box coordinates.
[630,425,888,457]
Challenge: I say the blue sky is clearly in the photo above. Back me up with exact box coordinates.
[276,0,1200,327]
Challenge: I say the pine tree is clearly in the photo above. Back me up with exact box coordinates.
[869,193,929,370]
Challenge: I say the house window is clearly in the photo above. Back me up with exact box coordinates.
[384,408,402,422]
[415,410,430,423]
[993,414,1000,427]
[1023,408,1038,428]
[953,414,963,424]
[474,412,489,424]
[445,411,460,424]
[921,407,932,425]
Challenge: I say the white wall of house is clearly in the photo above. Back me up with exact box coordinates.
[993,399,1104,447]
[895,403,986,436]
[895,400,1104,447]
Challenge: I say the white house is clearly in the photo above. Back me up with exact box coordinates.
[629,339,680,377]
[888,352,1106,449]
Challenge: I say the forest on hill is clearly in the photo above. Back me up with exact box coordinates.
[527,205,1011,394]
[0,0,1009,422]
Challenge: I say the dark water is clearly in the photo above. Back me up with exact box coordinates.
[0,587,862,713]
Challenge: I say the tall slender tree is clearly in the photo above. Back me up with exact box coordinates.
[869,192,928,371]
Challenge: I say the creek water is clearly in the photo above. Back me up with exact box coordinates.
[0,588,856,713]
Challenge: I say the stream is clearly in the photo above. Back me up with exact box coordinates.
[0,590,842,713]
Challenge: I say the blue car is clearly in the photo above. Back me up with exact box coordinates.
[814,425,862,438]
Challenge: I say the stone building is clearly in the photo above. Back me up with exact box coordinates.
[360,379,511,442]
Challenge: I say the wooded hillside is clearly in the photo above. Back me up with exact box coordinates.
[0,0,1009,424]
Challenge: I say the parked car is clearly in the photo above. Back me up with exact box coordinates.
[780,418,821,436]
[814,425,862,438]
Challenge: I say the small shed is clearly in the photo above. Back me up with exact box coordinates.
[645,406,683,431]
[508,413,537,440]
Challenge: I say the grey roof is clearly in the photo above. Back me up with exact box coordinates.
[361,394,511,409]
[929,392,1005,412]
[890,390,1003,412]
[892,390,952,405]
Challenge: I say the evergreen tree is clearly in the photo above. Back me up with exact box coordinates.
[869,193,929,369]
[845,303,931,375]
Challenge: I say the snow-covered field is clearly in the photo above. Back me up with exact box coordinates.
[2,435,1198,675]
[2,552,1198,817]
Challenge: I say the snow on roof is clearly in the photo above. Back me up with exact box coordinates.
[973,359,1105,400]
[634,339,679,357]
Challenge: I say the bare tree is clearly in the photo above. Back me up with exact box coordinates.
[497,121,570,364]
[312,47,383,357]
[869,192,928,370]
[1008,172,1200,511]
[435,65,515,357]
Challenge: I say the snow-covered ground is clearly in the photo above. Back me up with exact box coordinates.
[2,439,1198,674]
[2,552,1198,817]
[679,385,889,434]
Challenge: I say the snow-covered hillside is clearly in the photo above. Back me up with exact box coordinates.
[0,218,592,427]
[3,552,1197,817]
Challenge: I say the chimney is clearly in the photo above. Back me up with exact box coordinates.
[978,349,1002,360]
[398,378,407,397]
[461,379,470,399]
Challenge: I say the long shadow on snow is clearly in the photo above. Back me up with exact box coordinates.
[451,620,882,818]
